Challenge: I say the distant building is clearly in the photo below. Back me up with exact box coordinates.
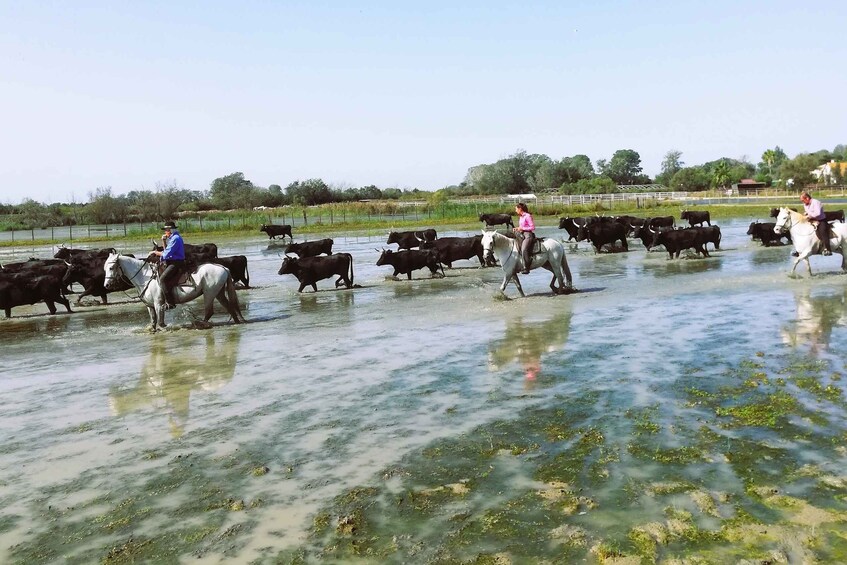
[732,179,767,194]
[811,161,847,184]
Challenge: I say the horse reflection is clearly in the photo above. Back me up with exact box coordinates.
[109,331,240,437]
[487,309,572,388]
[781,289,847,355]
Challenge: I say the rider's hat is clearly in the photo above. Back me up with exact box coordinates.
[162,221,177,230]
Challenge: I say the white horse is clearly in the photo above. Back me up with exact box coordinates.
[481,230,573,297]
[103,253,245,330]
[774,207,847,276]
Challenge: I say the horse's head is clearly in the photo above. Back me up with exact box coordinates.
[480,230,499,263]
[103,253,121,290]
[774,207,795,234]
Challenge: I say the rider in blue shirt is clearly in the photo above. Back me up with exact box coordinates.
[152,222,185,308]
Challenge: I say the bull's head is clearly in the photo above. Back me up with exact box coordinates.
[278,256,299,276]
[386,232,398,245]
[376,249,393,266]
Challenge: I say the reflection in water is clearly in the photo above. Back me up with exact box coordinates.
[0,314,70,339]
[109,331,240,437]
[297,290,355,313]
[781,289,847,355]
[487,309,572,389]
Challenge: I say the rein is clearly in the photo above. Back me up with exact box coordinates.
[114,258,157,305]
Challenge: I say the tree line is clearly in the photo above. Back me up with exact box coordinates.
[2,145,845,229]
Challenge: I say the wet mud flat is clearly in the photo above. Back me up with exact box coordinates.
[2,220,847,563]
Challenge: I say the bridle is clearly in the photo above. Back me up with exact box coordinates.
[774,210,796,234]
[105,256,157,304]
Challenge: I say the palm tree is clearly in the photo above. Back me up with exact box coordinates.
[762,149,777,177]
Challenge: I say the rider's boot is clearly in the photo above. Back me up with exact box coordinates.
[164,287,176,309]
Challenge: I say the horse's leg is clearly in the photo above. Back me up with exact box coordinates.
[561,253,573,287]
[147,305,157,329]
[512,275,525,297]
[203,291,216,322]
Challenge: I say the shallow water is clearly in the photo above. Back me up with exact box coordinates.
[2,220,847,563]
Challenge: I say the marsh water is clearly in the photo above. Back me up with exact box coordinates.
[2,219,847,563]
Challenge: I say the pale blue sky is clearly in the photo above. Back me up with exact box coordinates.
[1,1,845,204]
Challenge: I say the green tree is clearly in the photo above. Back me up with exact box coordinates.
[17,198,48,228]
[670,167,711,191]
[285,179,333,206]
[711,160,732,189]
[210,172,254,209]
[604,149,647,185]
[656,150,684,186]
[779,153,819,188]
[87,187,127,224]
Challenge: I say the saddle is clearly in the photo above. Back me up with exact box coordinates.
[155,263,196,288]
[531,238,547,254]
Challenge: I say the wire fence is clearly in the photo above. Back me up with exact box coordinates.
[3,188,844,244]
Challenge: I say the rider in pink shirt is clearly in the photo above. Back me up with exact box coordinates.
[801,191,831,255]
[513,202,536,274]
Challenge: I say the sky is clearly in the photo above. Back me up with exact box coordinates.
[1,1,845,204]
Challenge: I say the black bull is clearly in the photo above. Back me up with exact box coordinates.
[278,253,354,292]
[150,240,219,258]
[680,210,711,227]
[770,207,844,223]
[386,229,437,250]
[576,222,628,254]
[747,221,791,246]
[260,224,293,240]
[650,228,710,259]
[479,213,514,228]
[0,273,72,318]
[285,238,334,257]
[62,252,134,304]
[376,249,444,279]
[419,236,489,268]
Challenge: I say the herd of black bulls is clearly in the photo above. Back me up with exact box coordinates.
[1,207,831,319]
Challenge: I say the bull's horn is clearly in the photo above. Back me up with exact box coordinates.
[649,226,656,233]
[64,260,71,266]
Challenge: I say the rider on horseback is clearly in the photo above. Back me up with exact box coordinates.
[513,202,536,274]
[152,222,186,309]
[800,191,832,256]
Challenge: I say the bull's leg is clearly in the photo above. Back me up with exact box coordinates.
[407,272,413,280]
[621,239,628,251]
[297,282,307,292]
[45,300,57,314]
[311,283,318,292]
[4,307,11,318]
[57,294,72,313]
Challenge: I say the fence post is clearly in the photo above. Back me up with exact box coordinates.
[51,226,54,240]
[88,225,91,238]
[31,228,34,241]
[69,224,73,241]
[303,209,307,226]
[123,223,127,237]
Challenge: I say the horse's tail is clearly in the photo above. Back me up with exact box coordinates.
[226,274,244,323]
[244,261,250,288]
[347,253,354,286]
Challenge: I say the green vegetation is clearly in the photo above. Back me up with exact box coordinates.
[3,143,845,232]
[0,198,818,249]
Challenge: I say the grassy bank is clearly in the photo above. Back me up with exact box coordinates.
[0,200,796,250]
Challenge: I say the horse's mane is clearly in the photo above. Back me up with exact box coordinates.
[785,208,809,223]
